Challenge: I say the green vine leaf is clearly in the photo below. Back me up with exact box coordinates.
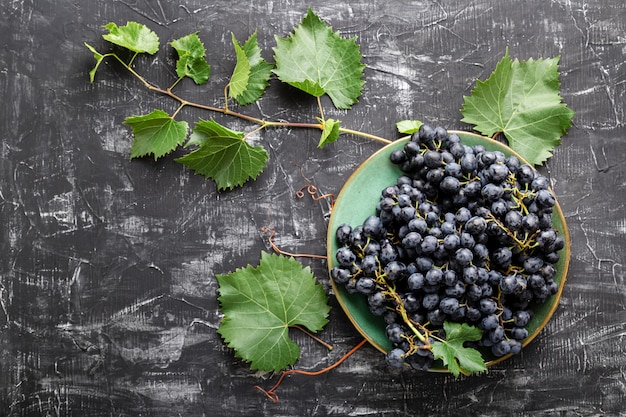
[273,7,365,109]
[318,118,341,148]
[430,322,487,378]
[124,110,188,160]
[229,32,274,105]
[396,119,423,135]
[176,119,268,190]
[229,33,252,99]
[102,22,159,54]
[460,49,575,166]
[84,43,105,83]
[217,252,331,372]
[170,33,211,85]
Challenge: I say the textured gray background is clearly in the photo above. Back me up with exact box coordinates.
[1,0,625,416]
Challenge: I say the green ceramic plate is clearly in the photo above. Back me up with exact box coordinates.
[327,131,570,370]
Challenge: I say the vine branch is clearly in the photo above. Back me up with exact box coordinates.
[107,52,391,144]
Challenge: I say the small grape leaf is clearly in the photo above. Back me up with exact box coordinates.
[229,32,273,105]
[241,60,274,105]
[396,119,423,135]
[185,118,240,147]
[228,33,251,99]
[84,43,105,83]
[170,32,206,59]
[273,7,365,109]
[175,119,268,190]
[102,22,159,54]
[124,110,188,160]
[217,252,331,372]
[460,49,575,166]
[170,33,210,84]
[318,118,341,148]
[431,321,487,378]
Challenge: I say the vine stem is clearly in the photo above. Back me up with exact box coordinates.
[171,103,186,119]
[291,325,333,351]
[254,339,367,403]
[128,51,139,66]
[339,127,392,144]
[169,76,184,91]
[317,96,325,122]
[109,53,393,144]
[261,227,327,260]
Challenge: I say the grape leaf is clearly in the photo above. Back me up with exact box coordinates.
[460,49,575,166]
[170,33,210,84]
[124,110,188,160]
[396,119,423,135]
[273,7,365,109]
[102,22,159,54]
[84,43,105,83]
[185,118,239,147]
[229,32,273,106]
[241,60,274,105]
[228,33,251,99]
[170,32,206,59]
[431,322,487,378]
[175,119,268,190]
[217,252,331,372]
[318,118,341,148]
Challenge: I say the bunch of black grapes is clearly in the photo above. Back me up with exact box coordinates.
[331,124,565,370]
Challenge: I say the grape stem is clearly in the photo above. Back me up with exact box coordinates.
[486,213,537,251]
[378,281,429,344]
[106,52,392,144]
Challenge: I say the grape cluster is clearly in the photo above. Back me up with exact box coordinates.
[331,124,565,371]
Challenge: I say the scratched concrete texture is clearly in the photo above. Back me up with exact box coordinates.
[0,0,624,416]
